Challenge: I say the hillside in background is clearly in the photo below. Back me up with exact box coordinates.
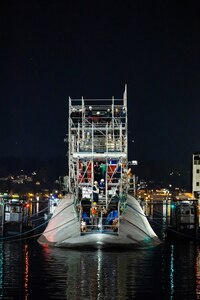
[0,155,192,192]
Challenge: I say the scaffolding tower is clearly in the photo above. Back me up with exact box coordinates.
[68,86,128,210]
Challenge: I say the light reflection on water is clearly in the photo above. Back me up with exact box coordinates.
[0,239,199,299]
[0,202,200,299]
[38,245,159,300]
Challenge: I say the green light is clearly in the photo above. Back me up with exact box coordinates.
[144,237,151,243]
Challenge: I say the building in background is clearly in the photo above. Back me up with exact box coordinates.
[192,153,200,199]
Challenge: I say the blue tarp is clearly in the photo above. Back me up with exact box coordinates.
[106,210,118,225]
[82,212,90,224]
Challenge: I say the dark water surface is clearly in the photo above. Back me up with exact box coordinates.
[1,204,200,299]
[0,238,200,299]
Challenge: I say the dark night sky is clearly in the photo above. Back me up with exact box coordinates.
[0,0,200,185]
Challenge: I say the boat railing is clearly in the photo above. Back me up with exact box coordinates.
[69,97,127,129]
[80,204,120,234]
[70,115,126,129]
[78,144,124,154]
[73,132,126,154]
[80,218,119,234]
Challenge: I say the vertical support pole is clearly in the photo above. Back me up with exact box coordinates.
[77,122,80,152]
[82,97,85,142]
[92,122,94,154]
[68,97,71,192]
[105,157,108,209]
[120,122,122,151]
[112,97,115,141]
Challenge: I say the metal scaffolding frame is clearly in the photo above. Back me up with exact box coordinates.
[68,86,128,209]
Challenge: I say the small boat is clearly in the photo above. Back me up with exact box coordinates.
[38,86,161,249]
[165,198,199,240]
[1,197,31,237]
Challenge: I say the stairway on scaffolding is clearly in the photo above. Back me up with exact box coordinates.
[98,194,107,207]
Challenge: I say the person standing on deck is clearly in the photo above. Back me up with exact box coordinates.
[120,107,126,124]
[95,111,100,124]
[99,162,107,181]
[93,181,99,203]
[94,161,100,182]
[87,106,93,123]
[90,202,98,229]
[105,108,112,123]
[114,108,120,123]
[99,178,105,195]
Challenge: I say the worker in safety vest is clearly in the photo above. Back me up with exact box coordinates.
[90,202,98,229]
